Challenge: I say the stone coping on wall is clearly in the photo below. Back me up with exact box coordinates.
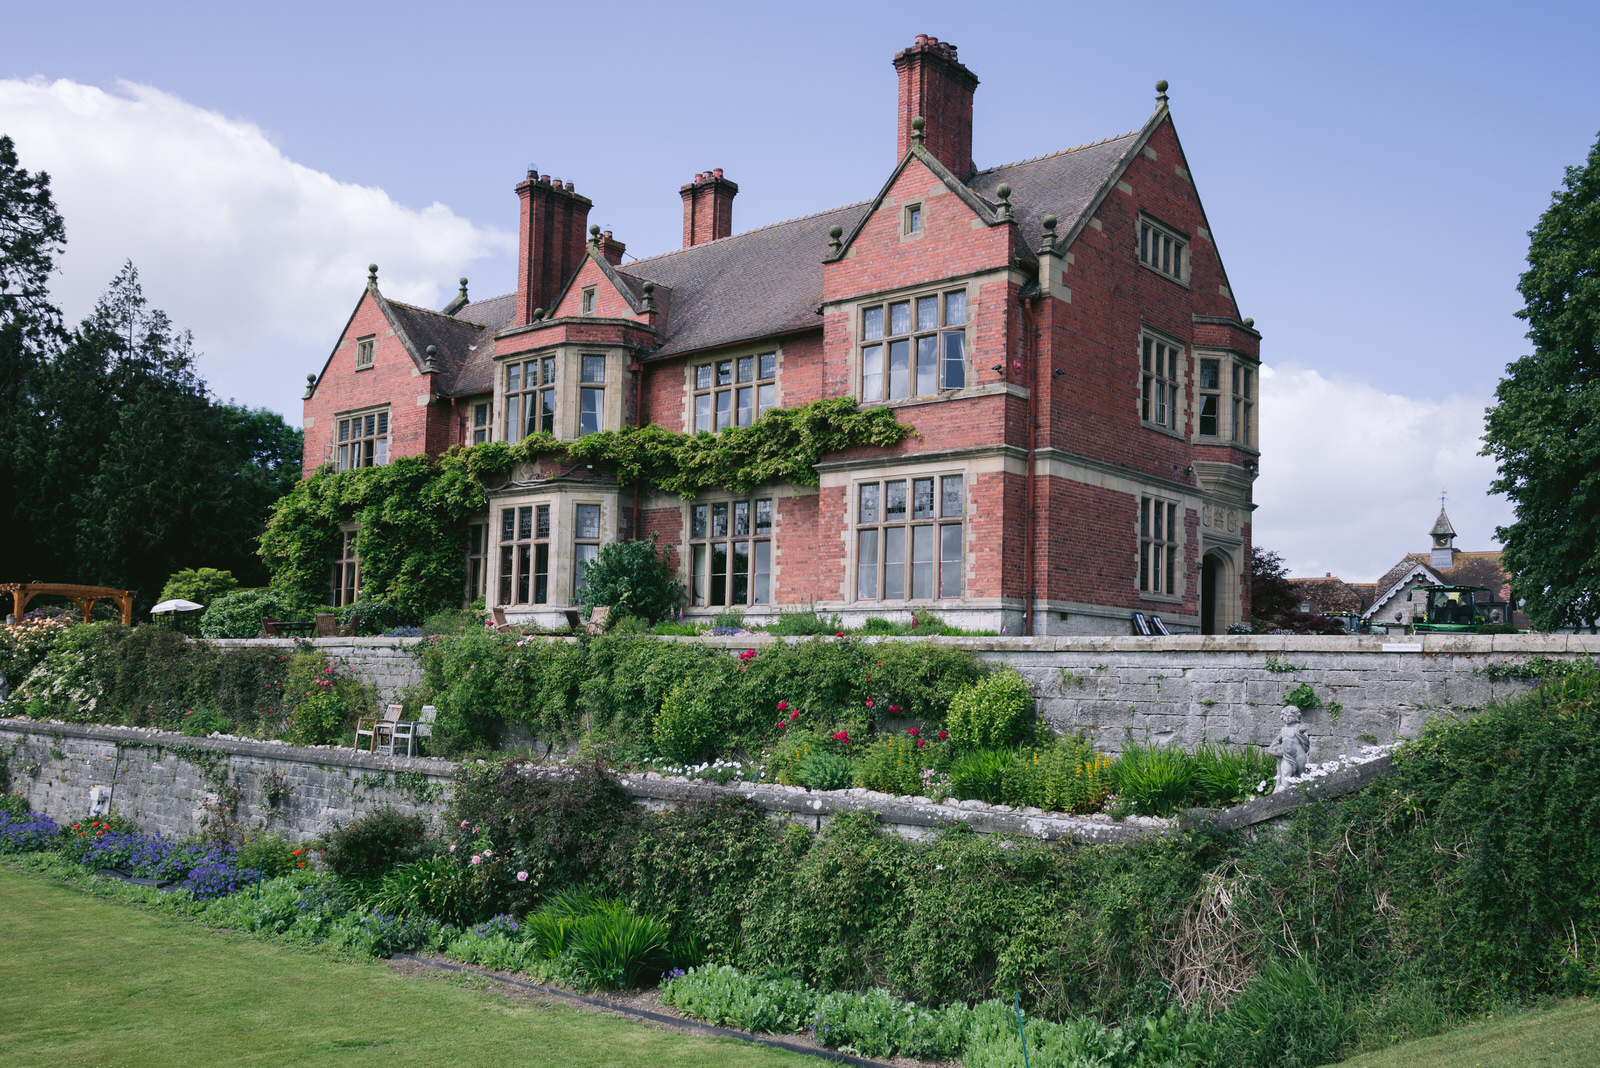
[202,633,1600,654]
[0,717,457,777]
[679,633,1600,654]
[3,717,1405,846]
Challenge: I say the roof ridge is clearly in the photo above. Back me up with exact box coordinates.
[623,199,873,269]
[385,296,491,328]
[971,130,1142,177]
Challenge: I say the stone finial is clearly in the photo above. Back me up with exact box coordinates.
[459,277,469,294]
[423,344,440,374]
[995,183,1013,222]
[828,224,844,256]
[641,280,656,313]
[589,224,602,246]
[367,264,379,288]
[910,116,926,144]
[1156,79,1169,105]
[1038,213,1058,256]
[1243,317,1255,328]
[533,307,545,321]
[303,373,317,399]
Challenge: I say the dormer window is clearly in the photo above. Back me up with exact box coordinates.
[1138,216,1188,283]
[355,336,375,369]
[581,287,597,315]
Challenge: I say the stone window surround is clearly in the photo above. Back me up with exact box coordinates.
[855,284,970,404]
[832,269,1014,412]
[485,490,617,610]
[1137,211,1190,287]
[334,405,390,471]
[1138,326,1187,440]
[686,495,775,609]
[493,344,629,444]
[845,461,970,606]
[679,342,785,435]
[1191,349,1259,451]
[1137,492,1183,603]
[689,349,778,433]
[354,334,375,370]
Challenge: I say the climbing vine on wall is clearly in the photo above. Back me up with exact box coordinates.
[441,397,911,496]
[261,399,911,615]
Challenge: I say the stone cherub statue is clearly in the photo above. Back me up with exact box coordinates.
[1267,705,1310,793]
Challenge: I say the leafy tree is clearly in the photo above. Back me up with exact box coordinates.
[0,135,68,574]
[1484,130,1600,631]
[158,568,239,606]
[1246,546,1298,624]
[574,534,684,623]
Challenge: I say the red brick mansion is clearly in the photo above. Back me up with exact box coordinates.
[301,35,1261,635]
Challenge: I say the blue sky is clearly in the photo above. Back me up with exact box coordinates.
[3,0,1596,581]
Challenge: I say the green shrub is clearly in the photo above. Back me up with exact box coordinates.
[236,831,302,879]
[1219,960,1349,1068]
[567,899,675,989]
[574,534,684,623]
[369,855,488,928]
[795,751,853,791]
[282,651,372,746]
[321,807,428,879]
[0,613,73,684]
[948,747,1012,804]
[1190,740,1275,807]
[179,708,231,736]
[421,608,486,636]
[336,597,407,636]
[200,589,294,639]
[661,965,819,1034]
[766,609,842,636]
[653,670,740,762]
[158,567,239,607]
[1283,681,1319,709]
[1001,735,1116,813]
[944,669,1032,749]
[0,793,30,819]
[853,734,935,796]
[1113,742,1195,816]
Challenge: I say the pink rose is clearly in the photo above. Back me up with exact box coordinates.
[471,855,482,865]
[448,844,456,852]
[516,871,528,882]
[865,699,874,708]
[777,701,788,711]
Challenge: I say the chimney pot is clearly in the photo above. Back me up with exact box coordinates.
[680,167,738,248]
[894,35,979,177]
[515,165,593,325]
[564,180,574,191]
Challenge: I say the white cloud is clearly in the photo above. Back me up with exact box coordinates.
[0,78,512,416]
[1254,364,1514,581]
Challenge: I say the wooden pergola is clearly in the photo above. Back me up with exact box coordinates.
[1,583,136,625]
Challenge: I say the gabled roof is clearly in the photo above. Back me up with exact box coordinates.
[401,103,1180,384]
[384,291,517,397]
[1362,548,1514,620]
[620,202,871,358]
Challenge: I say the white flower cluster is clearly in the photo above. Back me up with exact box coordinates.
[1278,742,1397,790]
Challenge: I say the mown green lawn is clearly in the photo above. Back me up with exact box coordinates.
[1337,997,1600,1068]
[0,867,810,1067]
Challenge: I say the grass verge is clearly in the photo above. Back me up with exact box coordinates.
[0,866,810,1068]
[1338,998,1600,1068]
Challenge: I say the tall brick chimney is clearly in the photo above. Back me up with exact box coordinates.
[515,170,592,324]
[679,168,738,248]
[894,35,979,180]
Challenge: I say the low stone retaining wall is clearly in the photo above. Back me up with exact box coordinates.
[2,719,1168,845]
[217,633,1597,770]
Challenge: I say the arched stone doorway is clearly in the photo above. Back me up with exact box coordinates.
[1200,550,1237,634]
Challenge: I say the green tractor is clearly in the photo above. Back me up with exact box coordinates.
[1409,583,1488,633]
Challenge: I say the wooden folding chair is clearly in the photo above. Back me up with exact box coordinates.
[1131,611,1152,636]
[584,606,613,635]
[372,704,406,755]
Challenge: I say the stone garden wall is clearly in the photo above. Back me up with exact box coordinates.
[214,632,1599,770]
[5,633,1593,850]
